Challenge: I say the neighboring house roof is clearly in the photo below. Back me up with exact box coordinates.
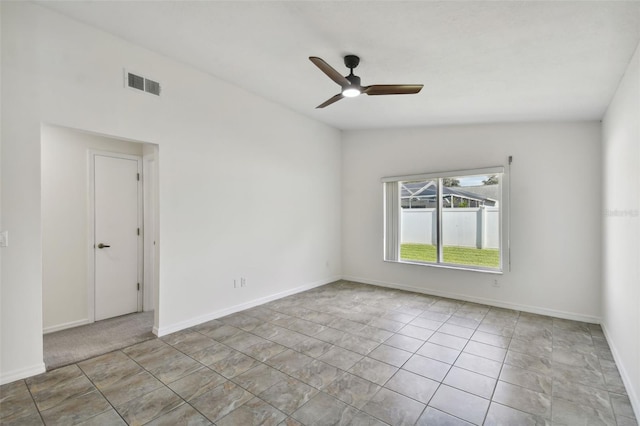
[461,185,500,203]
[401,182,499,205]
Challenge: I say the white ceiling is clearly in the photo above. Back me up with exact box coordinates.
[38,1,640,130]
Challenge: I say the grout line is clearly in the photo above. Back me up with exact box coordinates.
[22,379,48,426]
[75,361,128,425]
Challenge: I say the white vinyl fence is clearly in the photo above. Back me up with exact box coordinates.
[401,207,499,249]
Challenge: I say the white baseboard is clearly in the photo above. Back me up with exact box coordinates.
[342,275,601,324]
[43,318,92,334]
[0,363,46,385]
[155,276,340,337]
[601,323,639,420]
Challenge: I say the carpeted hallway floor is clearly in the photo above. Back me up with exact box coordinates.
[44,311,155,370]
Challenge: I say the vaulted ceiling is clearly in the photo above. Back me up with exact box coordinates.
[38,1,640,130]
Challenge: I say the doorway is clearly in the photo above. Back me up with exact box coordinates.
[41,125,159,368]
[41,124,159,335]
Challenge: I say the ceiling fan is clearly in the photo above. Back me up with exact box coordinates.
[309,55,423,108]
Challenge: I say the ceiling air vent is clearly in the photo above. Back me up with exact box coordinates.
[125,70,161,96]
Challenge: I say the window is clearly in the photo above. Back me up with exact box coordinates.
[383,166,504,272]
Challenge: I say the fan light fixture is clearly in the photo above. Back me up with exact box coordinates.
[342,87,361,97]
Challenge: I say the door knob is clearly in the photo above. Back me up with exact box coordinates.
[97,243,111,249]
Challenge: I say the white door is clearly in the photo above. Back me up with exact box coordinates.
[94,154,141,321]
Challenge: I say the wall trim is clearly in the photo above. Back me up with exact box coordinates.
[343,275,601,324]
[0,363,46,386]
[154,276,340,337]
[43,318,92,334]
[601,322,639,420]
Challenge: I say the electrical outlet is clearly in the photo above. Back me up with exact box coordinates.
[233,279,237,288]
[241,278,246,287]
[492,279,500,288]
[0,231,7,247]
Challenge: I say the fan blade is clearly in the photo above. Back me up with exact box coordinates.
[363,84,423,95]
[309,57,350,87]
[316,93,344,109]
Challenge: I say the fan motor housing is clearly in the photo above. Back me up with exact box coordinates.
[346,74,361,87]
[344,55,360,69]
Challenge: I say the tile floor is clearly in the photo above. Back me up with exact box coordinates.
[1,281,637,425]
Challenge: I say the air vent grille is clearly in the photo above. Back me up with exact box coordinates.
[125,70,161,96]
[128,73,144,91]
[145,79,161,96]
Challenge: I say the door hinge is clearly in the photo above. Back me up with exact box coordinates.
[137,173,140,181]
[137,227,140,236]
[137,283,140,291]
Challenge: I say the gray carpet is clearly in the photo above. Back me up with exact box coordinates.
[44,311,155,370]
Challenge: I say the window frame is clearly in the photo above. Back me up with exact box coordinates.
[383,166,505,274]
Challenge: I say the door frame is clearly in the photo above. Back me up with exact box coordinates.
[87,150,144,323]
[142,150,158,313]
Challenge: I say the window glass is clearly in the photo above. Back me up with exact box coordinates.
[441,174,500,269]
[385,167,503,272]
[400,179,437,263]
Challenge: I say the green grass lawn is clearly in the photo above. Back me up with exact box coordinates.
[400,243,499,268]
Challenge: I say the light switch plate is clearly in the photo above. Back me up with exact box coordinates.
[0,231,8,247]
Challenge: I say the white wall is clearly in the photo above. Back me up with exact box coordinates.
[602,42,640,417]
[343,122,602,321]
[41,125,144,332]
[1,3,341,383]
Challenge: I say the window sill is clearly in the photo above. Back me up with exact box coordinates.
[386,259,503,275]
